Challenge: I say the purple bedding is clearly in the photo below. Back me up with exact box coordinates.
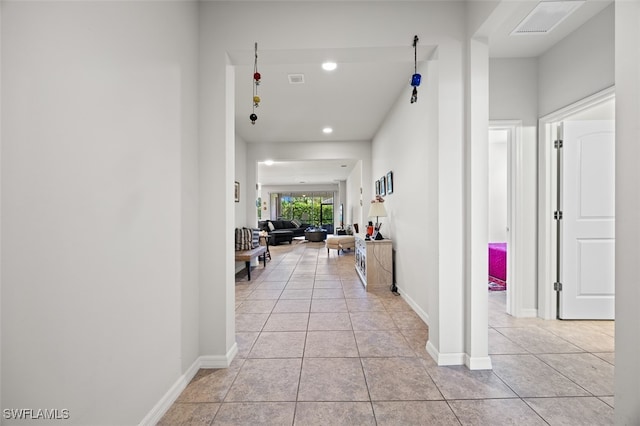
[489,243,507,281]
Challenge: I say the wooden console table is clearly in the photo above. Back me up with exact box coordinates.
[354,235,393,291]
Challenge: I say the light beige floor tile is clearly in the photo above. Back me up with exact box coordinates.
[235,332,259,358]
[255,281,288,290]
[544,324,615,353]
[212,402,295,425]
[304,331,359,358]
[246,289,284,300]
[350,311,396,330]
[236,299,277,314]
[298,358,369,401]
[177,363,243,403]
[310,298,348,313]
[398,328,430,358]
[248,331,306,358]
[345,298,386,312]
[293,402,375,425]
[308,312,352,331]
[449,399,546,425]
[235,313,269,332]
[263,313,309,331]
[343,287,368,298]
[285,280,315,289]
[389,310,428,330]
[354,330,415,357]
[495,327,583,354]
[372,401,459,425]
[489,328,528,354]
[593,352,615,365]
[524,397,614,425]
[280,289,313,300]
[225,358,301,402]
[599,396,614,408]
[361,357,442,401]
[425,365,516,399]
[537,353,614,396]
[312,288,345,299]
[158,402,220,426]
[492,355,590,397]
[272,299,311,313]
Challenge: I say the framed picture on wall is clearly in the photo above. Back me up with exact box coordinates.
[234,181,240,202]
[375,180,381,195]
[386,171,393,194]
[380,176,386,196]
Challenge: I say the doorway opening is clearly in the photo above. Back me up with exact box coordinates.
[489,121,522,316]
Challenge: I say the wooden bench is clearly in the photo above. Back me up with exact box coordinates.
[235,245,267,280]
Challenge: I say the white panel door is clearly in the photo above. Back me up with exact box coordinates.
[560,120,615,319]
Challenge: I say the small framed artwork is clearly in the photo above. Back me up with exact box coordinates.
[386,171,393,194]
[375,180,381,195]
[234,181,240,202]
[380,176,386,196]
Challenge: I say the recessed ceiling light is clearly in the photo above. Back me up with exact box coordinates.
[322,127,333,134]
[322,62,337,71]
[341,165,347,168]
[264,159,274,166]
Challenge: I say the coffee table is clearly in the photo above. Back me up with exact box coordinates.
[305,229,327,242]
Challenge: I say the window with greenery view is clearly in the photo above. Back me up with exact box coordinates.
[271,192,334,228]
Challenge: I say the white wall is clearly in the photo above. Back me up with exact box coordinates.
[371,60,438,325]
[235,134,248,227]
[346,160,363,231]
[1,2,198,424]
[488,131,507,242]
[615,1,640,422]
[538,4,614,117]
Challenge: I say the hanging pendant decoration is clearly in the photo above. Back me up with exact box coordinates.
[410,35,421,104]
[250,42,260,124]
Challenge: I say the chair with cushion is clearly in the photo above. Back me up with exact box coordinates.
[325,235,355,255]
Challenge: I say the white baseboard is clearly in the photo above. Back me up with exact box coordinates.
[465,354,493,370]
[138,343,238,426]
[395,285,430,327]
[517,308,538,318]
[426,341,466,366]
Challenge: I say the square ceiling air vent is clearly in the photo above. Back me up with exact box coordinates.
[288,74,305,84]
[511,0,585,35]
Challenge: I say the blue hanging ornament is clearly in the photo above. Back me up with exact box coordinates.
[410,35,421,104]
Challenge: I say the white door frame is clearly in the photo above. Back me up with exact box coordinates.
[489,120,522,316]
[537,86,615,320]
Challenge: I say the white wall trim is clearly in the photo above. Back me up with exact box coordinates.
[426,341,466,366]
[465,354,492,370]
[538,86,615,319]
[397,285,430,327]
[138,343,238,426]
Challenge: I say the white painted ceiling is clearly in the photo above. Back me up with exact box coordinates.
[238,0,611,186]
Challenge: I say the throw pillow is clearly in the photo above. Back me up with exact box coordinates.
[241,228,252,250]
[267,221,275,232]
[251,228,260,248]
[291,219,302,228]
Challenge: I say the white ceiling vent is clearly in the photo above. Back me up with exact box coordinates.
[288,74,305,84]
[511,0,585,35]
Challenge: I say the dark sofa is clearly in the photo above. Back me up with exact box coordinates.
[258,220,311,245]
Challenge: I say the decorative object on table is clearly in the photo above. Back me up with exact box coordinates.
[234,181,240,202]
[386,171,393,194]
[410,35,421,103]
[366,221,374,239]
[250,42,261,124]
[380,176,386,196]
[368,195,387,240]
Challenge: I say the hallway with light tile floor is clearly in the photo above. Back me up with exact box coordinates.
[159,240,615,425]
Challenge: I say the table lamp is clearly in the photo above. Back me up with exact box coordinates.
[368,201,387,240]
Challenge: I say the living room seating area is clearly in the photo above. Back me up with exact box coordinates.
[258,219,312,245]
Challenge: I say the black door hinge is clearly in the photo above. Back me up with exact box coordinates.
[554,211,563,220]
[554,139,563,149]
[554,282,563,291]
